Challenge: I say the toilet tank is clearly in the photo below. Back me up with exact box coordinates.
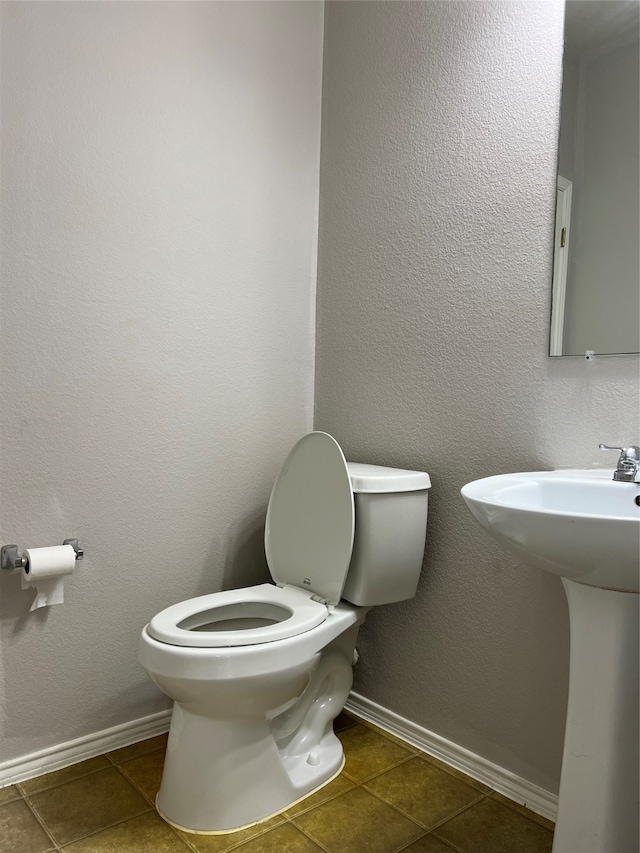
[341,463,431,607]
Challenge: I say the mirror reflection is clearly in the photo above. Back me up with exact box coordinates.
[550,0,639,356]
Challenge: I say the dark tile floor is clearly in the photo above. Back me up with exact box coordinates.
[0,713,554,853]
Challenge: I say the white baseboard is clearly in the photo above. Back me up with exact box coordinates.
[345,692,557,822]
[0,709,172,789]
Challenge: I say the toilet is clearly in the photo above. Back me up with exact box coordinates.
[138,432,431,834]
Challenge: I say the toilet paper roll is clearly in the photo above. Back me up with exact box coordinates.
[21,545,76,611]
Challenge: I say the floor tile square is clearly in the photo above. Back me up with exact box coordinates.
[60,810,190,851]
[0,799,54,853]
[364,756,484,828]
[107,733,168,765]
[234,822,324,852]
[29,765,151,846]
[293,786,423,853]
[19,756,110,795]
[436,796,554,853]
[338,723,413,781]
[0,785,21,806]
[118,748,165,803]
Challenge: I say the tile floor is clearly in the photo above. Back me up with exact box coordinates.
[0,712,554,853]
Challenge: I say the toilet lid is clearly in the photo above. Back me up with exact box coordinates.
[265,432,355,606]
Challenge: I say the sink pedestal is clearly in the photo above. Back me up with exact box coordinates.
[553,579,639,853]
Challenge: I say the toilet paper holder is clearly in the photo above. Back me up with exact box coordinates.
[1,539,84,571]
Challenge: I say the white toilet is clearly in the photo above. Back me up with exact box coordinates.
[138,432,431,834]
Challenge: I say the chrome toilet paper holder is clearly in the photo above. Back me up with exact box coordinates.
[1,539,84,571]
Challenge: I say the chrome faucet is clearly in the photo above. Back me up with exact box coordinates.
[599,444,640,482]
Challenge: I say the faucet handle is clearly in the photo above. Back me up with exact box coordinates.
[599,444,640,458]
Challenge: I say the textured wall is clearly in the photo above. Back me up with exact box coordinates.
[0,1,323,763]
[315,0,640,793]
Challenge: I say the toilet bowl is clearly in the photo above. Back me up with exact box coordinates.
[139,432,431,833]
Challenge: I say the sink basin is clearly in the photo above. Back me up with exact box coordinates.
[461,469,640,592]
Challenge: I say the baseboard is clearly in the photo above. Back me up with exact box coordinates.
[345,692,558,822]
[0,709,172,789]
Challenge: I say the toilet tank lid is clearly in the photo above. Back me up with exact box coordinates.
[346,463,431,493]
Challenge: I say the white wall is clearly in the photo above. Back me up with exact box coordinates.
[0,1,323,763]
[315,0,639,793]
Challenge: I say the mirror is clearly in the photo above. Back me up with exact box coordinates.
[550,1,639,356]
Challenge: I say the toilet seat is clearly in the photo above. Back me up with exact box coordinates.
[147,583,328,648]
[148,433,356,650]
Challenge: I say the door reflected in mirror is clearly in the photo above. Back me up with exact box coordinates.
[550,1,639,356]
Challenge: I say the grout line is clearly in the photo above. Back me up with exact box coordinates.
[284,780,358,820]
[168,827,200,853]
[38,797,193,853]
[416,753,492,794]
[351,713,490,793]
[222,825,286,853]
[0,789,25,806]
[359,779,466,835]
[290,819,333,853]
[358,718,423,754]
[162,822,200,853]
[103,737,168,766]
[25,768,154,851]
[289,778,428,851]
[341,750,416,785]
[110,746,165,769]
[393,835,432,853]
[288,817,343,853]
[111,761,157,807]
[390,837,431,853]
[425,792,492,834]
[429,832,468,853]
[395,836,431,853]
[360,774,491,836]
[51,809,156,850]
[18,763,160,850]
[20,793,65,852]
[16,763,109,798]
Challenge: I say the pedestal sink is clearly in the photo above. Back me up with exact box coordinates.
[461,470,639,853]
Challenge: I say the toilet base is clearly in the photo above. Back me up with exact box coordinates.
[156,703,347,833]
[157,756,345,836]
